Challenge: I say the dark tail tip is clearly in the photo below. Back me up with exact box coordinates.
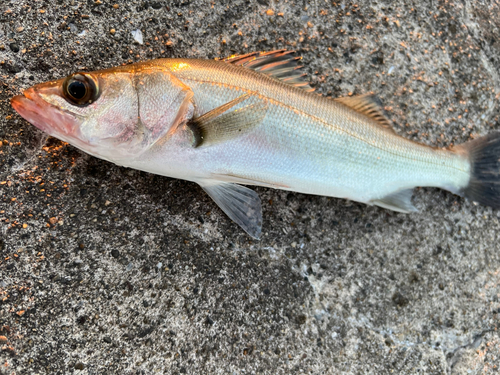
[460,132,500,209]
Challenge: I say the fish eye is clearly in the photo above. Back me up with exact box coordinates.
[62,73,99,106]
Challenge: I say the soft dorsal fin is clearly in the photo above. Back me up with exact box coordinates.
[223,50,315,93]
[335,94,395,133]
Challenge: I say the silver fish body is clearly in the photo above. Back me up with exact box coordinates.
[129,58,469,202]
[11,51,500,238]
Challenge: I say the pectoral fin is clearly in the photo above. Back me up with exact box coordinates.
[371,189,417,213]
[200,181,262,239]
[189,94,268,148]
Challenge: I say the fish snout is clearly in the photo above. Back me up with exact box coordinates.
[11,86,76,136]
[11,89,49,133]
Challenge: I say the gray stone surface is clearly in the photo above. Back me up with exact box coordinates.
[1,0,500,374]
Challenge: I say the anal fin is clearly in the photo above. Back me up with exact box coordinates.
[200,181,262,239]
[371,189,417,213]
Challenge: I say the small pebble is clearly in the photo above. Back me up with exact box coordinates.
[131,29,143,45]
[111,249,120,258]
[266,9,274,16]
[103,337,111,343]
[74,363,85,370]
[110,29,116,35]
[9,43,19,53]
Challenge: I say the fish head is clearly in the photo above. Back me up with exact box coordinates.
[11,67,189,162]
[11,70,142,161]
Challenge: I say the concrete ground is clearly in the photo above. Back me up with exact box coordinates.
[1,0,500,374]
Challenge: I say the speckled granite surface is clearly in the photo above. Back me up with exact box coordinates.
[1,1,500,374]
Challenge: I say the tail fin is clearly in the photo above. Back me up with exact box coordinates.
[458,132,500,209]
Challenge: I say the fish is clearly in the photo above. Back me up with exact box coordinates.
[10,50,500,239]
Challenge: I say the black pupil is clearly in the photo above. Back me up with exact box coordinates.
[68,81,87,99]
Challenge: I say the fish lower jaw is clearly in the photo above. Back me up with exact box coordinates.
[11,92,77,137]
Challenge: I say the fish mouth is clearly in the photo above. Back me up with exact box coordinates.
[11,85,78,138]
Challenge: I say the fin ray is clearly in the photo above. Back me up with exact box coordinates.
[371,189,417,213]
[456,132,500,208]
[189,95,267,148]
[200,181,262,239]
[224,50,315,92]
[335,94,395,133]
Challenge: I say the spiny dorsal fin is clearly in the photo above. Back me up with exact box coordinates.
[335,94,395,133]
[223,50,315,93]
